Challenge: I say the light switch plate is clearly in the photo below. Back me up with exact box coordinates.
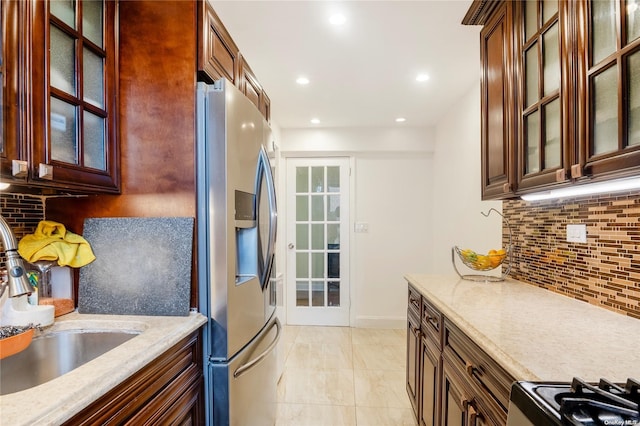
[566,224,587,243]
[354,222,369,233]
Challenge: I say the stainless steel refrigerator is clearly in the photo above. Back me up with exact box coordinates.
[196,79,280,426]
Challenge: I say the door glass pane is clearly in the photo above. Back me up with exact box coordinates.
[593,65,619,154]
[83,110,105,170]
[544,98,561,169]
[296,253,309,279]
[542,0,558,24]
[327,224,340,247]
[525,0,538,41]
[82,0,103,48]
[311,281,324,306]
[526,111,540,173]
[296,281,308,306]
[526,45,539,107]
[311,224,324,250]
[628,0,640,44]
[327,166,340,191]
[296,224,309,250]
[296,167,309,192]
[312,166,324,192]
[311,253,324,279]
[311,195,324,221]
[328,253,339,278]
[83,48,104,108]
[50,97,78,164]
[543,23,560,95]
[628,50,640,146]
[50,0,75,29]
[50,26,76,95]
[296,195,308,221]
[328,281,340,307]
[327,195,340,221]
[592,0,617,65]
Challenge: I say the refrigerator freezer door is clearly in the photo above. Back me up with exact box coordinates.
[196,80,277,360]
[210,313,281,426]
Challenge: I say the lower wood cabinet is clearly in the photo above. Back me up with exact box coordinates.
[63,330,204,426]
[407,284,513,426]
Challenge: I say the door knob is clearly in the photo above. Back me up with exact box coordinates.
[288,243,294,249]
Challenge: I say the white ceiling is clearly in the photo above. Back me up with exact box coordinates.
[211,1,481,129]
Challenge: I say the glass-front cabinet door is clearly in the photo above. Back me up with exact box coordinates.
[576,0,640,178]
[516,0,571,192]
[29,0,119,192]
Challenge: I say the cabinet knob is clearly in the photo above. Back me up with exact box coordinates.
[570,164,583,179]
[555,168,567,182]
[465,361,475,376]
[12,160,28,178]
[38,163,54,180]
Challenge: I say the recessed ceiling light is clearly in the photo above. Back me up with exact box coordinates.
[296,76,310,85]
[310,118,321,124]
[395,117,406,123]
[329,13,346,26]
[416,73,430,82]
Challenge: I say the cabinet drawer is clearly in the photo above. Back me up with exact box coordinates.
[421,297,442,348]
[443,318,513,412]
[408,285,421,320]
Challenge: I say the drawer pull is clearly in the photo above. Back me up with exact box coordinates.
[465,361,475,376]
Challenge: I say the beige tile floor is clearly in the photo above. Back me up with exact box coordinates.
[276,326,418,426]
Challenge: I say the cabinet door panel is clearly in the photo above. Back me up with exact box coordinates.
[517,0,570,192]
[480,2,515,199]
[27,0,119,192]
[420,337,440,426]
[407,316,420,417]
[578,0,640,178]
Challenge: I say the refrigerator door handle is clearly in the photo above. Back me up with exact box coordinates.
[233,317,281,379]
[256,146,278,290]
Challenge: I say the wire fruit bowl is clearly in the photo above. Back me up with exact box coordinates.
[454,247,508,271]
[451,208,513,282]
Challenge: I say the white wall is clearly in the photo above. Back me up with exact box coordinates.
[351,153,432,328]
[430,82,502,274]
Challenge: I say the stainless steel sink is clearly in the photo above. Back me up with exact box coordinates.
[0,329,140,395]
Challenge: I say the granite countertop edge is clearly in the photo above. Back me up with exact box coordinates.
[0,311,207,426]
[404,273,640,383]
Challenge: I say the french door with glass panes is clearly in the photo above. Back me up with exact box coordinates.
[286,158,350,326]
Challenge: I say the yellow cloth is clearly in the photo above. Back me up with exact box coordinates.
[18,220,96,268]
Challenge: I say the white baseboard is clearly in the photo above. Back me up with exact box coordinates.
[353,315,405,329]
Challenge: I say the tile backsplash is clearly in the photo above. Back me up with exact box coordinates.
[0,193,45,268]
[503,191,640,319]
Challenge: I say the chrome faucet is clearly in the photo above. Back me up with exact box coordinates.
[0,215,33,298]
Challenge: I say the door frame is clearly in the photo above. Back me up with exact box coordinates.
[281,154,356,327]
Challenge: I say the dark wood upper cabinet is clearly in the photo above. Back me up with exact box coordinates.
[198,0,239,85]
[197,0,270,123]
[466,0,640,200]
[478,1,516,199]
[1,0,119,193]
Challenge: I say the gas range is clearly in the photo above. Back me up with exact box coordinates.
[508,377,640,426]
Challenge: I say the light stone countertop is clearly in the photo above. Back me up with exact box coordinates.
[0,310,207,426]
[405,274,640,383]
